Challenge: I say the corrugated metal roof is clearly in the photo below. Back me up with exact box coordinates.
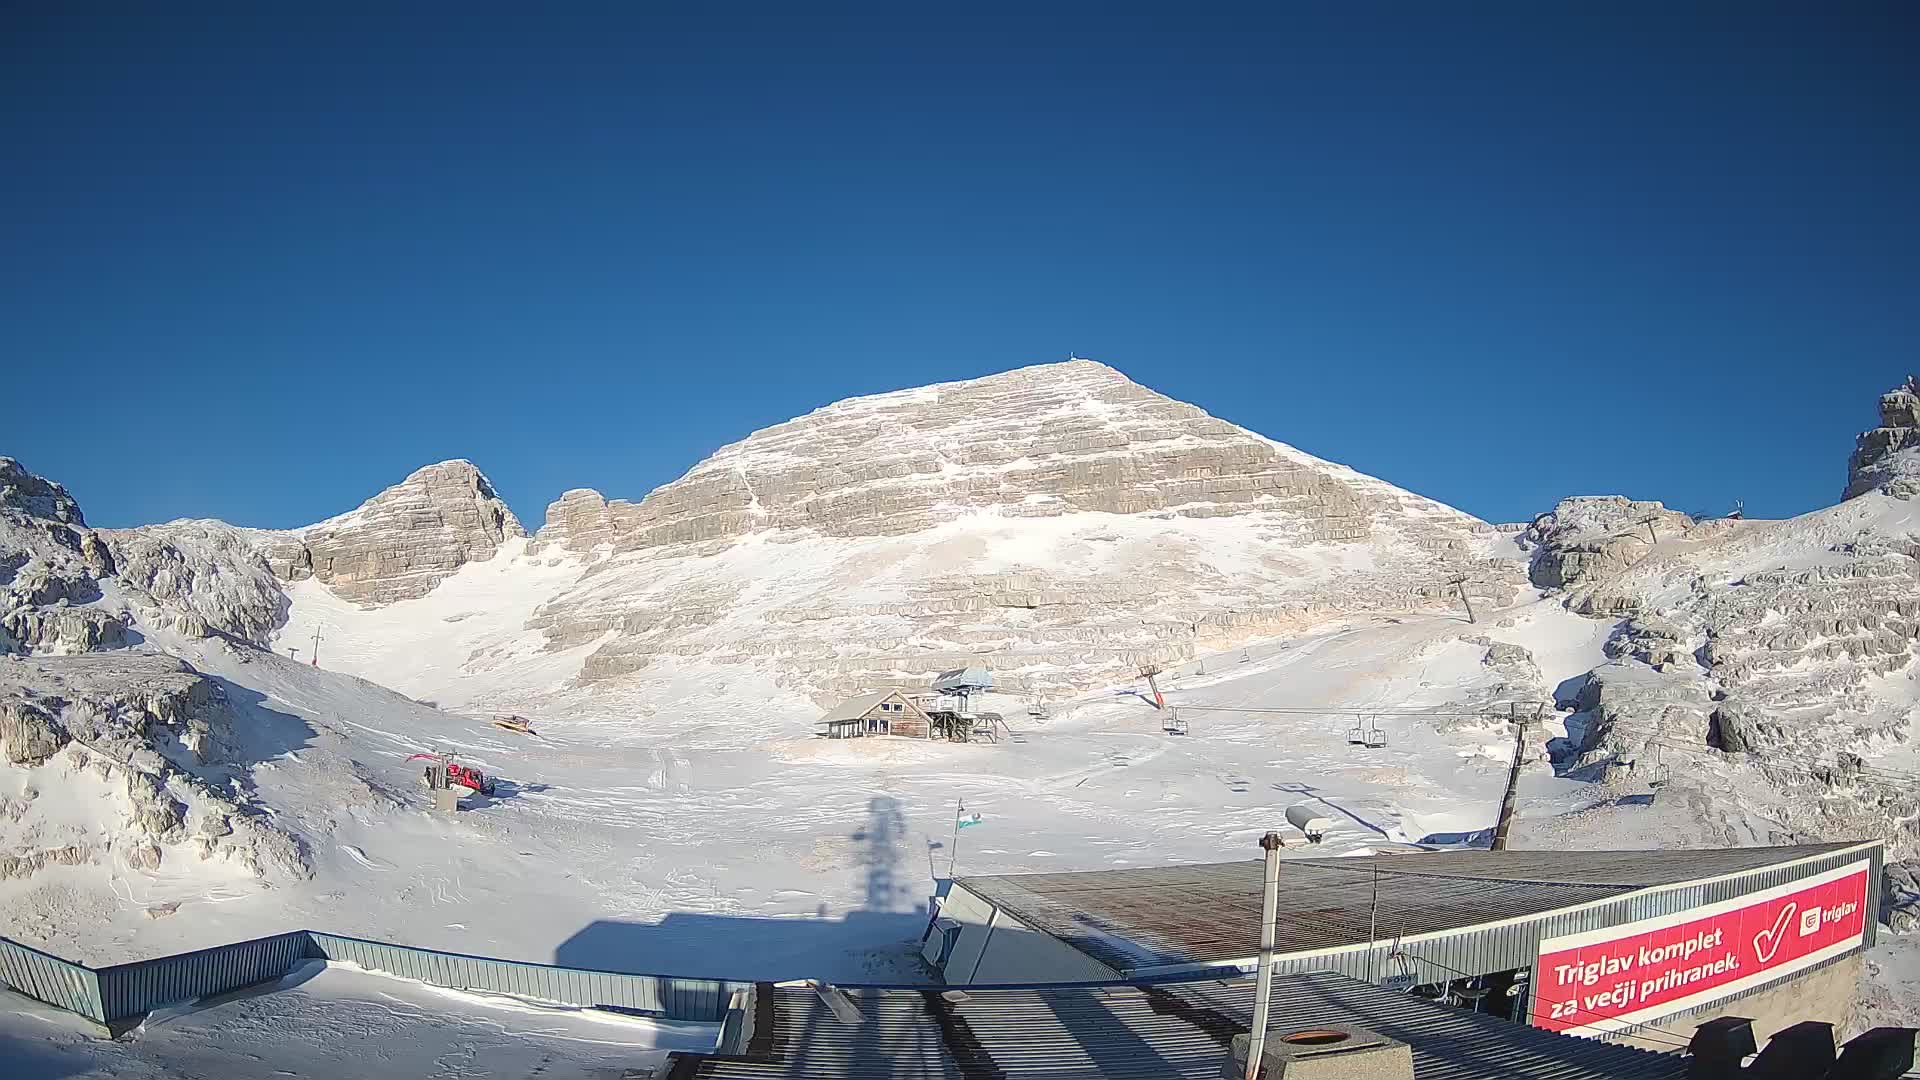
[930,667,993,692]
[953,843,1864,974]
[668,972,1688,1079]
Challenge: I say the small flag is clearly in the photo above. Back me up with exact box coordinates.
[957,812,984,829]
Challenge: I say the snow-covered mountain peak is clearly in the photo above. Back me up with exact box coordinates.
[235,458,526,607]
[1,455,87,526]
[530,358,1490,563]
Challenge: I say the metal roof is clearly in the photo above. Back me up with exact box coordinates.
[953,843,1865,975]
[666,972,1688,1079]
[818,691,920,725]
[930,666,993,692]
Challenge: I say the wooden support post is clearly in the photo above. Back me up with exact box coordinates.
[1642,518,1659,545]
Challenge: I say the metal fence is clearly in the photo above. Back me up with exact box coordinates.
[0,935,104,1023]
[306,932,750,1021]
[2,929,749,1028]
[94,930,311,1023]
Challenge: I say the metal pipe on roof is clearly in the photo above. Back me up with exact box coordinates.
[1245,832,1284,1080]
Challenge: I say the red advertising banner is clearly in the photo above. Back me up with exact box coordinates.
[1531,860,1869,1035]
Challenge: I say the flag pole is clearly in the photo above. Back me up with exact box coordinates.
[948,796,962,878]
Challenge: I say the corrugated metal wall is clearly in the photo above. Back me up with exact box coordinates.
[306,932,749,1021]
[0,934,105,1022]
[6,929,750,1027]
[93,931,311,1022]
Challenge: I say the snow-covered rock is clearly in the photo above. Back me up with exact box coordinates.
[1534,384,1920,858]
[1846,375,1920,501]
[494,360,1523,701]
[1522,495,1696,591]
[0,651,312,886]
[103,520,289,647]
[253,460,525,606]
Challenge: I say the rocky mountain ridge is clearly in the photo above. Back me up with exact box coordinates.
[254,460,525,605]
[1521,381,1920,869]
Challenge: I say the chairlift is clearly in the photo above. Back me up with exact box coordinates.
[1645,746,1671,789]
[1347,716,1387,749]
[1239,650,1250,664]
[1163,710,1189,736]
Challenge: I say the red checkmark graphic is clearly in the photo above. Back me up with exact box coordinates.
[1753,903,1797,964]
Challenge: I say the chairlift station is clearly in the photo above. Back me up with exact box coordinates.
[925,841,1886,1046]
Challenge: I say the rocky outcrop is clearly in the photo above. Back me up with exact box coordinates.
[256,460,525,606]
[1846,376,1920,501]
[2,457,124,655]
[104,521,289,646]
[0,607,129,655]
[1534,475,1920,856]
[0,457,86,525]
[1886,862,1920,934]
[525,489,619,557]
[1523,496,1695,591]
[0,652,312,883]
[0,699,67,765]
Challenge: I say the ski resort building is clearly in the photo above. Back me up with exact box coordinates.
[925,841,1886,1048]
[667,971,1697,1079]
[815,690,932,739]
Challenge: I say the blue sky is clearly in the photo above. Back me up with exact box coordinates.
[4,6,1915,530]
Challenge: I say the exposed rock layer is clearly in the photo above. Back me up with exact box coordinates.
[1846,376,1920,501]
[514,361,1518,699]
[257,460,524,605]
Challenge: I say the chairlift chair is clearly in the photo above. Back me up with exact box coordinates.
[1645,747,1671,789]
[1349,717,1387,749]
[1164,711,1189,736]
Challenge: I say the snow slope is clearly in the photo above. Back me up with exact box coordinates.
[10,587,1625,986]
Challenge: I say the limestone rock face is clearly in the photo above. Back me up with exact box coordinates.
[1845,376,1920,501]
[260,460,526,606]
[532,361,1463,554]
[508,360,1518,700]
[1541,507,1920,857]
[1,456,125,655]
[103,521,289,647]
[525,489,620,556]
[0,651,313,883]
[1523,496,1695,591]
[0,457,86,525]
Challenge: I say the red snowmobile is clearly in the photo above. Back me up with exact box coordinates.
[407,752,497,796]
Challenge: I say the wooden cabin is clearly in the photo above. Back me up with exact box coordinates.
[817,690,932,739]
